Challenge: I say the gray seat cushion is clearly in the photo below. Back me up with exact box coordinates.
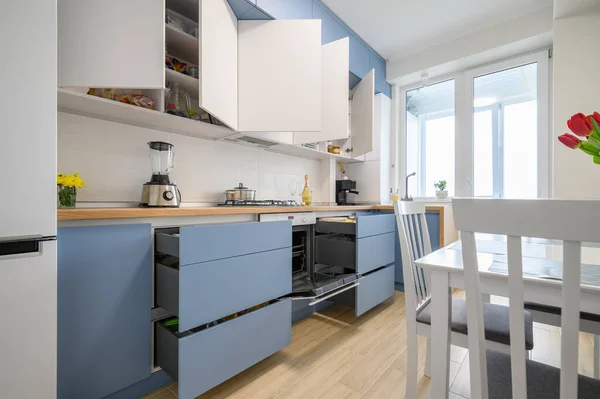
[524,301,600,323]
[487,350,600,399]
[416,298,534,350]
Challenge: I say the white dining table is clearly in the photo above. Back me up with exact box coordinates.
[415,234,600,399]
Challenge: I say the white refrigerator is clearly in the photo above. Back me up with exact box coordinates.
[0,1,58,398]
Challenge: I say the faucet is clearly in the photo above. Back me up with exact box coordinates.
[402,172,416,201]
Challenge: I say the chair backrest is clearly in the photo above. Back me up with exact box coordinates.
[453,198,600,399]
[393,201,433,314]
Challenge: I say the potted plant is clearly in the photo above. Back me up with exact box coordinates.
[433,180,448,200]
[57,173,86,208]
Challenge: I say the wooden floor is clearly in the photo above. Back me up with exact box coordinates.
[144,291,596,399]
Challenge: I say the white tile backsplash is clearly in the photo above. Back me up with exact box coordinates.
[58,112,323,204]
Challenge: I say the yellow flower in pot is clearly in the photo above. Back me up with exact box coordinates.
[57,173,86,208]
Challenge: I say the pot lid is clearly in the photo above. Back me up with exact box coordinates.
[233,183,250,190]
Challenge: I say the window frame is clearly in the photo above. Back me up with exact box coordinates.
[396,49,551,200]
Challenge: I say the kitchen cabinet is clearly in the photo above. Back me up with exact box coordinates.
[154,220,293,399]
[348,69,375,157]
[58,0,323,134]
[238,19,322,132]
[316,213,395,275]
[58,0,165,88]
[57,224,152,399]
[294,37,350,144]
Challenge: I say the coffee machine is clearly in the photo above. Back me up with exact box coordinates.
[336,180,359,205]
[140,141,180,207]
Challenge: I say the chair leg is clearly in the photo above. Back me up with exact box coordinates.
[405,327,419,399]
[594,335,600,379]
[527,350,532,360]
[424,337,432,378]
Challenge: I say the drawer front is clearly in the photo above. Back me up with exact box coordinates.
[356,265,394,316]
[156,299,292,399]
[356,232,395,274]
[157,248,292,331]
[156,220,292,266]
[356,213,395,238]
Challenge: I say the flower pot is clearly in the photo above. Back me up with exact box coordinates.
[57,185,77,208]
[436,190,448,200]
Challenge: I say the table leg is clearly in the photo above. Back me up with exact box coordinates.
[430,270,451,399]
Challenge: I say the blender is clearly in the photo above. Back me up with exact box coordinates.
[140,141,180,207]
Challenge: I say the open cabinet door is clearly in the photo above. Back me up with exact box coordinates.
[350,69,375,158]
[294,38,350,144]
[238,20,322,132]
[58,0,164,88]
[199,0,238,130]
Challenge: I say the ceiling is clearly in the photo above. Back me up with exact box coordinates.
[322,0,553,60]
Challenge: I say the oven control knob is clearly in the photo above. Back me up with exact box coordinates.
[163,191,174,201]
[302,216,307,222]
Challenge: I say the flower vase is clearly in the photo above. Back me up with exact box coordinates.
[57,185,77,208]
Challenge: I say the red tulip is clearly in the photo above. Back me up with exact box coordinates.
[567,113,593,137]
[558,133,581,149]
[590,112,600,127]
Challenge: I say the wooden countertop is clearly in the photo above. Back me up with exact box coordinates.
[57,204,446,221]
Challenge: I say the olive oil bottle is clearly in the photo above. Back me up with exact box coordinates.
[301,175,312,205]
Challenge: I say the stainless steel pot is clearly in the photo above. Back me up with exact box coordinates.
[225,183,256,201]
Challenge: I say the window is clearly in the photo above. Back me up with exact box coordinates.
[405,79,455,197]
[472,63,538,198]
[399,50,549,199]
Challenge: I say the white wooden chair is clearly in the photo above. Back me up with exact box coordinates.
[393,200,534,399]
[453,198,600,399]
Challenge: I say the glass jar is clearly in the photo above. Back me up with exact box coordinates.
[57,185,77,208]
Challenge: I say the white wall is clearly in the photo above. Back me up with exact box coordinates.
[58,113,324,205]
[553,5,600,199]
[387,6,553,87]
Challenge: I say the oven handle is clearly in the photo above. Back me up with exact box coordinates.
[306,282,359,306]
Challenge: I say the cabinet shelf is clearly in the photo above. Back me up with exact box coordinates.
[267,144,363,162]
[165,23,199,62]
[57,88,234,140]
[165,68,200,99]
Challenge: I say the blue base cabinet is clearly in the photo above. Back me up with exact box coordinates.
[57,224,152,399]
[394,211,441,291]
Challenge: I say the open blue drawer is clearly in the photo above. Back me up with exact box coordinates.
[156,299,292,399]
[156,248,292,331]
[316,214,395,274]
[155,220,292,266]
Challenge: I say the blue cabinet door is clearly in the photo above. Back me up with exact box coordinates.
[348,34,370,78]
[394,211,441,290]
[58,224,152,399]
[257,0,312,19]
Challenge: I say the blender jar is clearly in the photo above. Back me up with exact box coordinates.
[148,141,174,177]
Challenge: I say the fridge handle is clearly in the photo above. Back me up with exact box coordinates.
[0,236,56,258]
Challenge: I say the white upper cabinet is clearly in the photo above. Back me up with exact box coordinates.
[58,0,165,88]
[199,0,237,130]
[294,38,350,144]
[238,20,322,132]
[349,69,375,157]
